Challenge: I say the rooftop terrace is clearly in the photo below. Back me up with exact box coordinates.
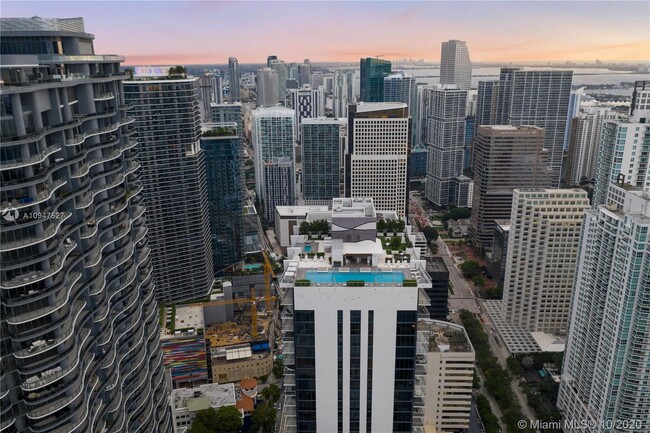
[171,383,236,411]
[419,320,473,353]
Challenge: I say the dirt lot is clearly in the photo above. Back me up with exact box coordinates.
[446,242,498,289]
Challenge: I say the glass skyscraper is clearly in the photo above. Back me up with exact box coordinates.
[558,183,650,433]
[300,118,346,201]
[0,17,170,432]
[124,73,214,303]
[359,58,391,103]
[200,124,244,274]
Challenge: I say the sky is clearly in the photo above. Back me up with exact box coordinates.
[3,1,650,65]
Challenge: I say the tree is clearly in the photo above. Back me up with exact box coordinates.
[459,260,480,278]
[421,226,439,243]
[472,275,486,288]
[251,402,277,433]
[260,384,281,404]
[188,406,242,433]
[441,207,471,223]
[168,65,186,77]
[429,242,438,255]
[389,236,401,250]
[272,359,284,379]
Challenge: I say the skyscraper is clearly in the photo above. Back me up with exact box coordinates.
[563,108,615,186]
[495,68,573,186]
[562,87,585,151]
[263,157,295,222]
[198,73,222,121]
[592,82,650,206]
[228,56,240,102]
[256,67,279,107]
[333,70,355,118]
[124,69,214,302]
[501,189,589,335]
[439,40,472,90]
[469,125,552,248]
[298,61,312,88]
[211,102,243,137]
[201,123,245,274]
[290,86,324,134]
[425,87,467,207]
[558,183,650,433]
[359,58,391,102]
[277,198,431,433]
[269,59,288,102]
[267,55,278,67]
[0,17,170,432]
[346,103,410,217]
[383,71,415,114]
[474,80,499,131]
[301,118,347,201]
[252,107,296,221]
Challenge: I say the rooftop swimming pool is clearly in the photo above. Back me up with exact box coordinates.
[304,270,405,284]
[303,245,312,253]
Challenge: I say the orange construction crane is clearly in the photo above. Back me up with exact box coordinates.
[262,250,276,312]
[202,287,275,339]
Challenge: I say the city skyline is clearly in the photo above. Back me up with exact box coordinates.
[4,1,650,65]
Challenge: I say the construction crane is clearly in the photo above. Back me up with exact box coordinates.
[201,287,275,339]
[262,250,276,312]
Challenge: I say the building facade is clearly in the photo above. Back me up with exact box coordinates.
[228,57,240,102]
[124,71,214,303]
[425,87,467,207]
[359,58,391,103]
[277,200,432,433]
[592,88,650,206]
[301,118,346,201]
[383,72,415,115]
[290,86,324,134]
[201,124,244,274]
[346,103,410,218]
[558,184,650,433]
[469,125,552,248]
[502,189,589,335]
[256,67,279,108]
[422,320,475,433]
[439,40,472,90]
[269,59,288,102]
[564,108,615,186]
[252,106,295,221]
[263,157,295,223]
[0,17,170,432]
[211,102,243,137]
[496,68,573,186]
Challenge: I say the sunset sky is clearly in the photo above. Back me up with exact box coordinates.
[4,1,650,65]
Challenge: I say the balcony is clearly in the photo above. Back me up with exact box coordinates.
[0,144,63,171]
[71,149,123,178]
[5,272,82,326]
[93,93,115,101]
[0,212,71,253]
[66,122,122,147]
[1,179,67,213]
[76,173,125,208]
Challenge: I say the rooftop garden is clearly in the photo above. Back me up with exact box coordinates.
[203,127,237,137]
[377,218,405,234]
[299,220,329,236]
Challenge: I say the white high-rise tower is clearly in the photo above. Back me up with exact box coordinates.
[440,40,472,90]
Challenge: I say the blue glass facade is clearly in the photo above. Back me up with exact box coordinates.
[393,310,417,433]
[295,310,317,433]
[200,128,244,273]
[464,116,475,170]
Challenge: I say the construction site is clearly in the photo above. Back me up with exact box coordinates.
[159,250,279,386]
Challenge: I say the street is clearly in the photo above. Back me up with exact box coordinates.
[409,193,537,429]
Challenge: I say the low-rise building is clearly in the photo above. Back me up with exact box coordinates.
[171,383,240,433]
[210,343,273,383]
[422,320,475,433]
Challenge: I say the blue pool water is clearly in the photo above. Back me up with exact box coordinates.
[304,245,312,253]
[244,263,263,270]
[305,270,405,284]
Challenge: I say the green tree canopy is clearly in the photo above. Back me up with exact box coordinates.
[299,219,329,235]
[459,260,480,278]
[260,384,281,404]
[421,226,439,243]
[187,406,242,433]
[251,402,277,433]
